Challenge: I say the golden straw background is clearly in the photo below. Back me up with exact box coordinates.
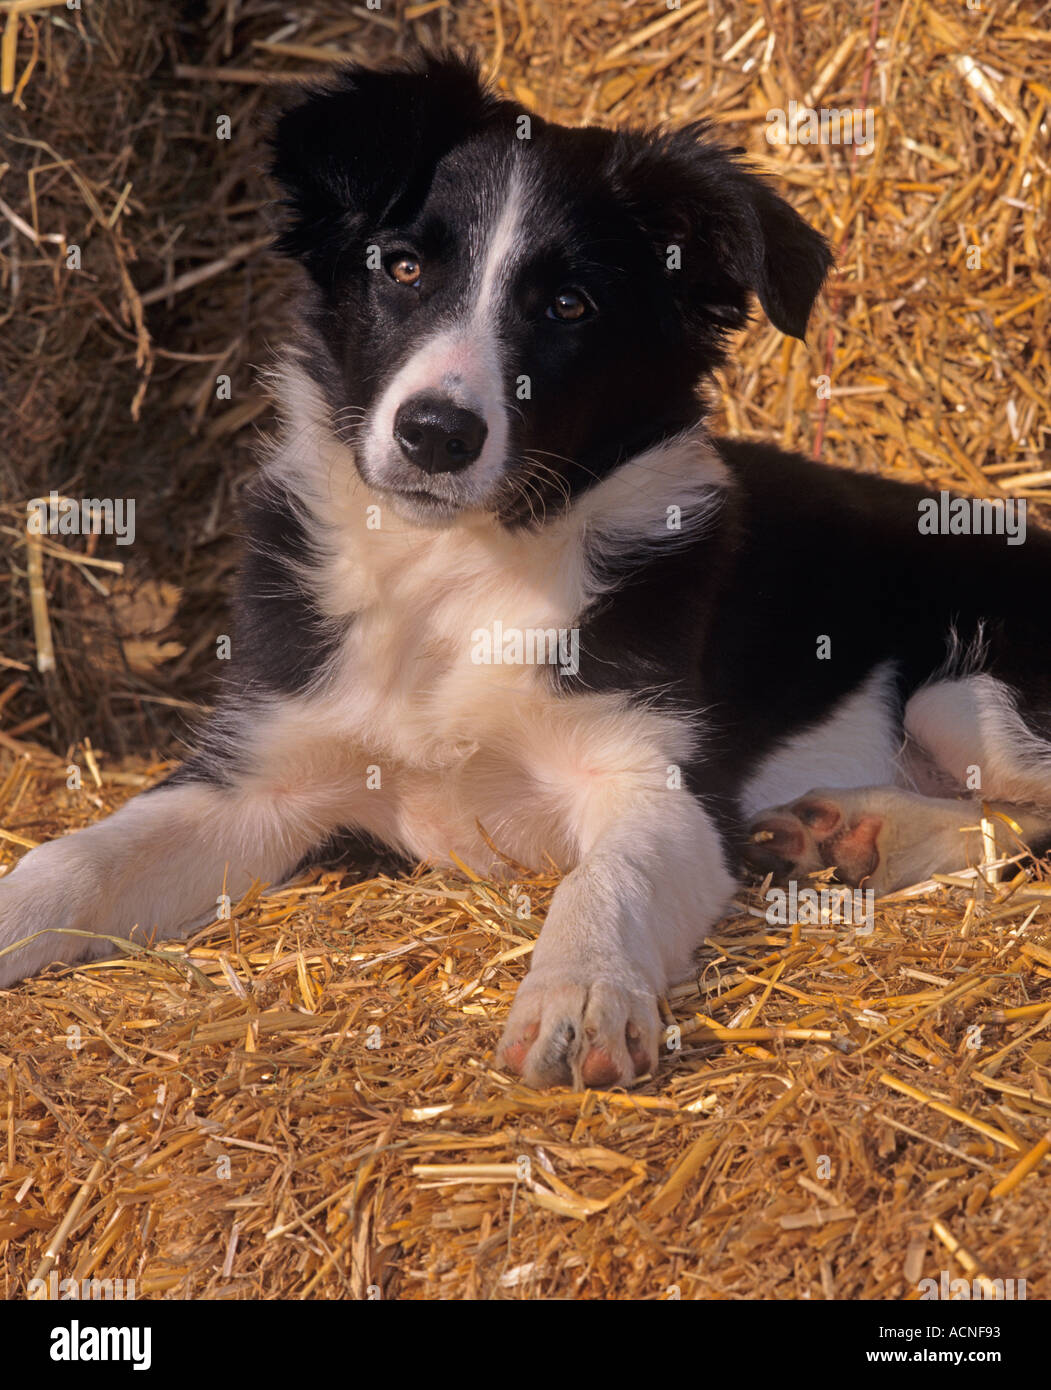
[1,0,1049,1299]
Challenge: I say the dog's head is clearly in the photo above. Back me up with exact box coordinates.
[270,51,831,525]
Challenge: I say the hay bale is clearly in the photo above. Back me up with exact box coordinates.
[2,0,1049,1299]
[2,755,1050,1298]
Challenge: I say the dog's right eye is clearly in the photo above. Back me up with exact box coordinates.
[388,255,422,287]
[547,289,592,322]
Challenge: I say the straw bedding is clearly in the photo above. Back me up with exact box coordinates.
[1,0,1049,1300]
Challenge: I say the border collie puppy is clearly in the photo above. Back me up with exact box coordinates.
[2,53,1050,1090]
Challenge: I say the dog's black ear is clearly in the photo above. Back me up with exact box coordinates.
[267,51,503,277]
[717,172,833,340]
[611,124,833,341]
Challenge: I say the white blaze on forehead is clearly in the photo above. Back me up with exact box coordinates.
[363,165,529,498]
[471,165,529,325]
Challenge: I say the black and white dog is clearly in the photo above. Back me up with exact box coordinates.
[3,53,1050,1089]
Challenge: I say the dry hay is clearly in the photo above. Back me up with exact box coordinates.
[2,0,1051,1300]
[1,753,1050,1300]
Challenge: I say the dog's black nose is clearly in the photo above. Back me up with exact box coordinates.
[393,392,488,474]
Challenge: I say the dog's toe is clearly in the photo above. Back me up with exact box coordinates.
[743,812,813,877]
[746,790,884,887]
[496,1020,539,1075]
[496,975,659,1089]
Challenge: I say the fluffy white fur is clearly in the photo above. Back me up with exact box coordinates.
[905,674,1051,806]
[739,662,901,818]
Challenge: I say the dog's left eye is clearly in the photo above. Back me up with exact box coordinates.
[547,289,592,322]
[388,255,422,287]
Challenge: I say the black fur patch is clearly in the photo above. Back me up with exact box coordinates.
[233,480,347,697]
[151,482,348,791]
[291,827,414,881]
[557,436,1051,839]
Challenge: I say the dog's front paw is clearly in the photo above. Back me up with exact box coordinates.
[0,840,105,989]
[495,971,660,1089]
[0,870,62,989]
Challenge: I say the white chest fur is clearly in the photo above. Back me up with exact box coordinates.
[253,364,729,872]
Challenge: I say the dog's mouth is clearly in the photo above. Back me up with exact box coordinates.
[378,481,477,525]
[351,423,510,525]
[357,449,506,524]
[387,484,447,505]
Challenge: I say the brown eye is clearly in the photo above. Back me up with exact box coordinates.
[390,256,421,286]
[548,289,590,321]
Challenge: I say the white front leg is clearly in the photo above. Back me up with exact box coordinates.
[496,789,735,1088]
[0,777,334,988]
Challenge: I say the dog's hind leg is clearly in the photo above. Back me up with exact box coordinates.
[903,673,1051,810]
[745,784,1051,893]
[744,674,1051,893]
